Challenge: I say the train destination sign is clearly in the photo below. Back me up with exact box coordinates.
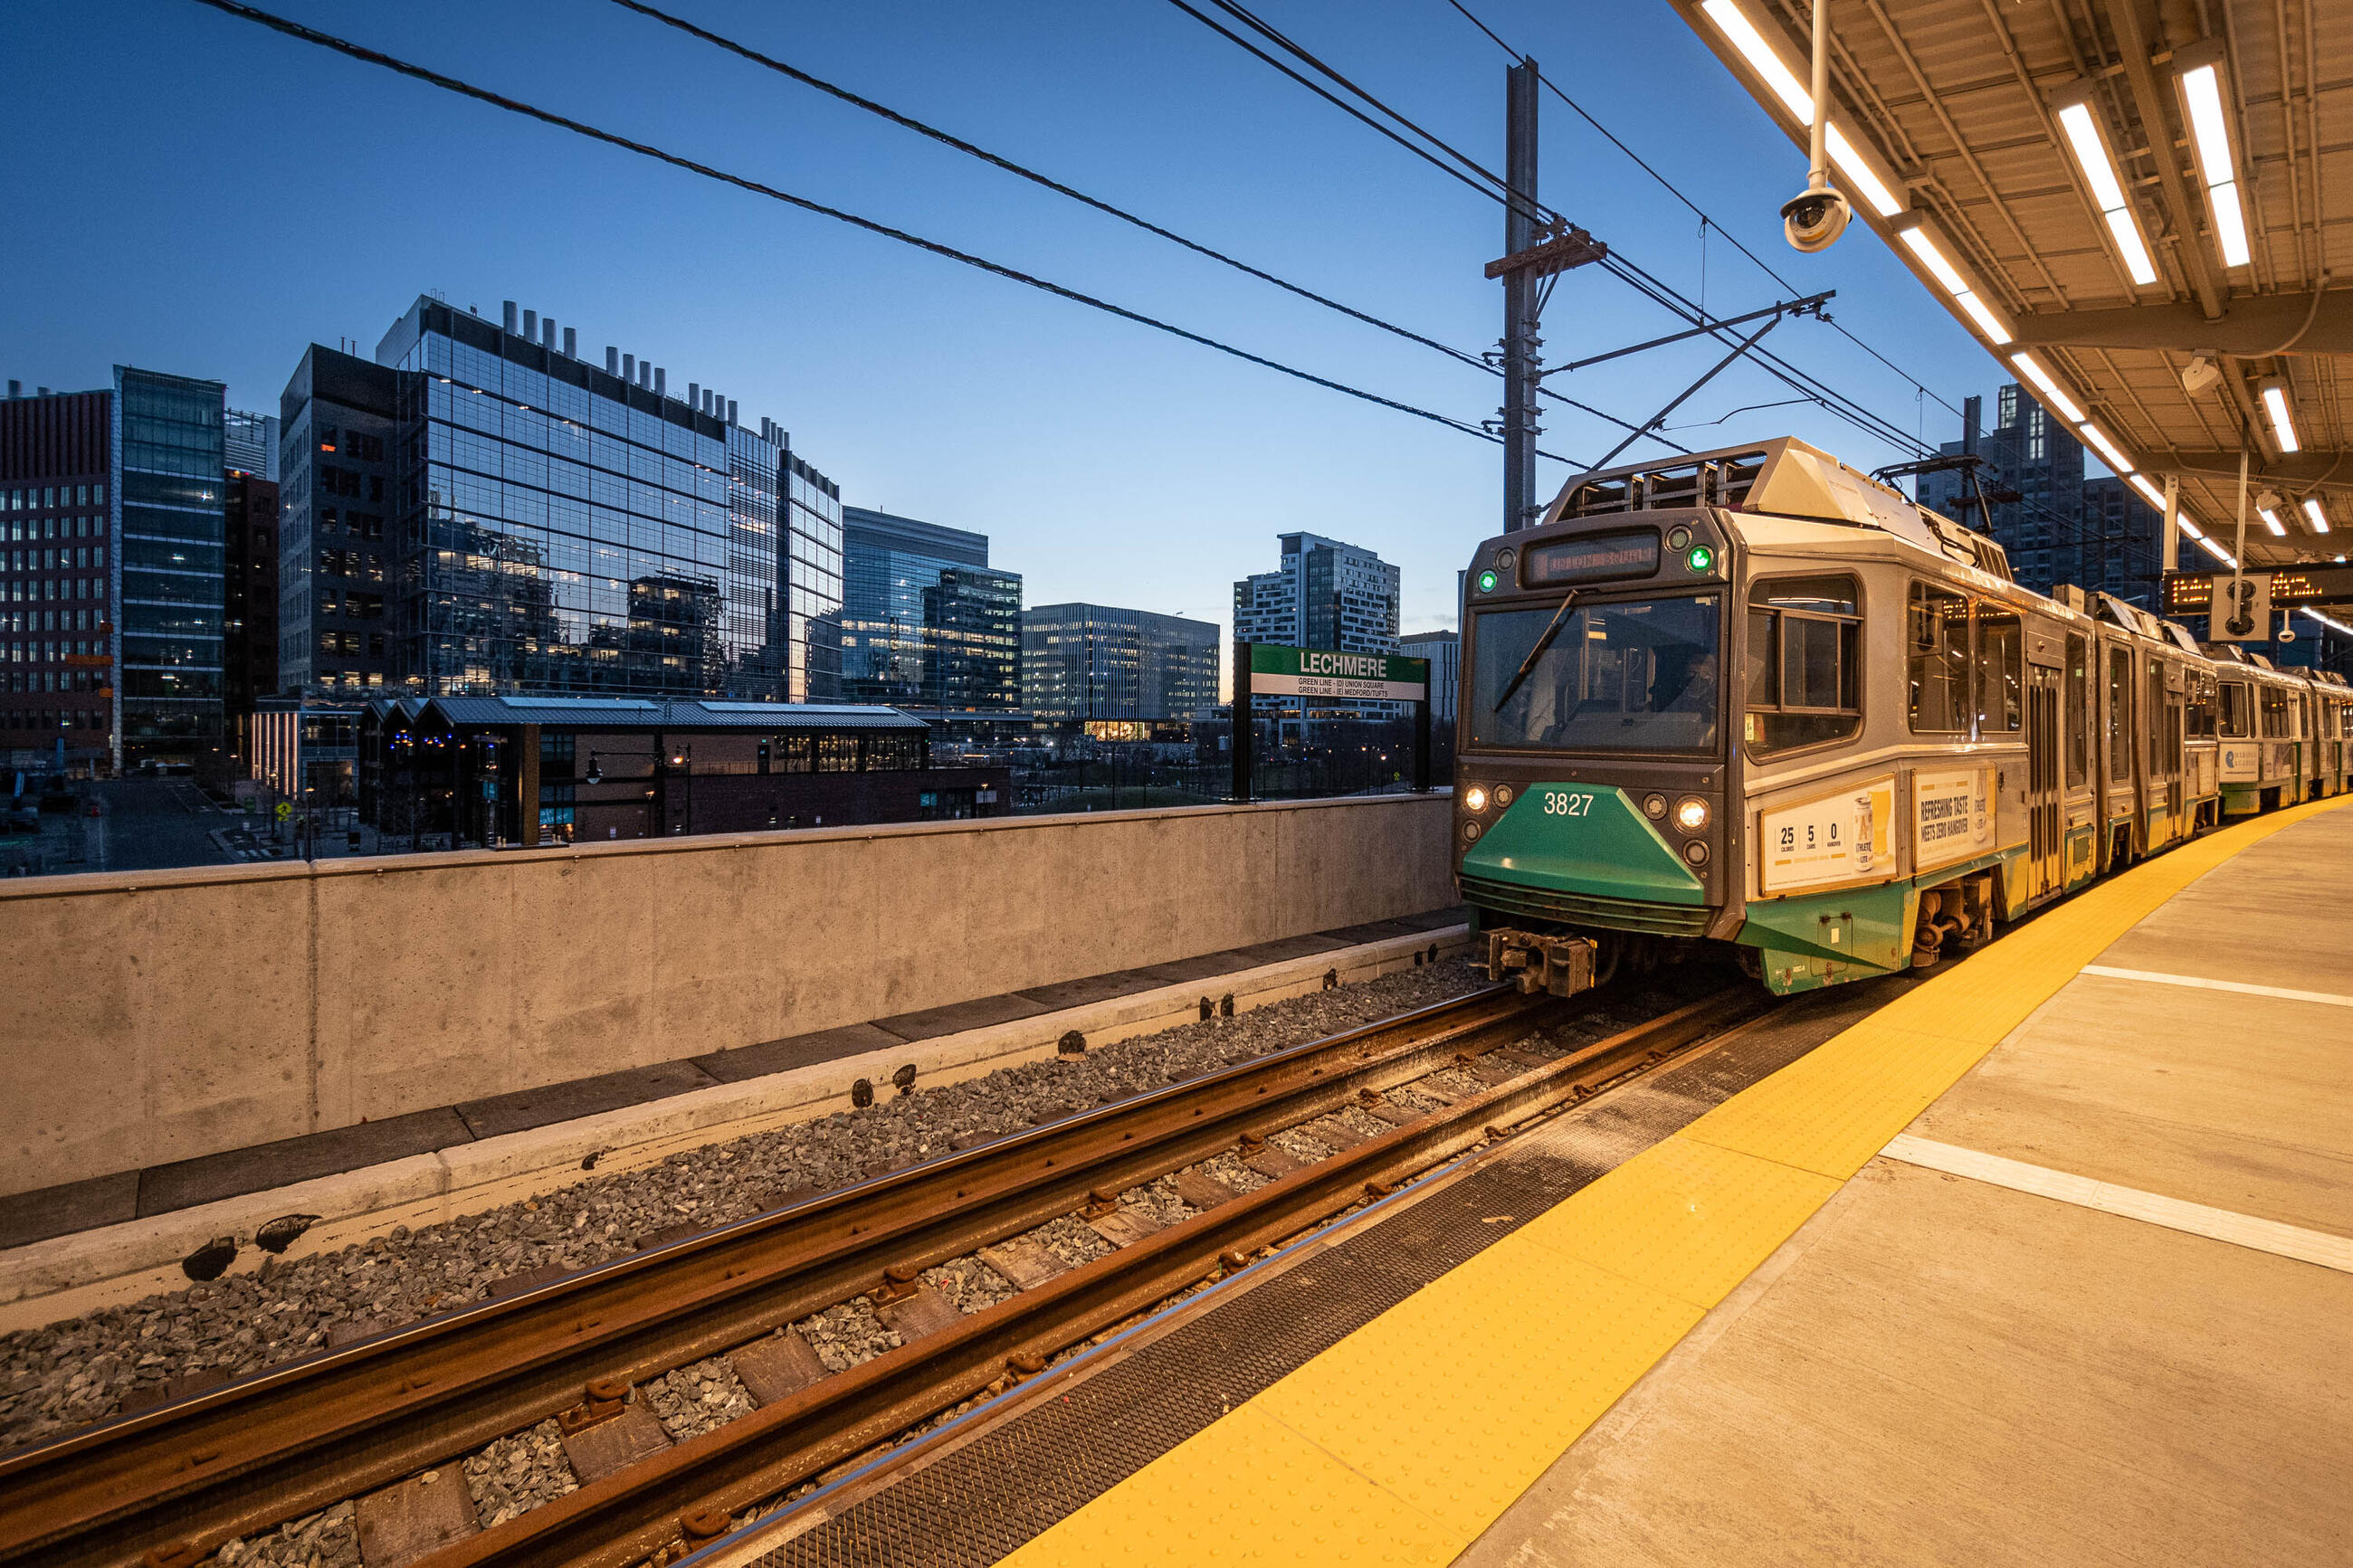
[1247,645,1430,702]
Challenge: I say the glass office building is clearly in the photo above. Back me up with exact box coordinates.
[281,297,843,703]
[840,507,1021,711]
[1021,603,1219,723]
[116,367,228,767]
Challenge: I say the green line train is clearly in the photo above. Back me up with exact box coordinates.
[1453,437,2349,997]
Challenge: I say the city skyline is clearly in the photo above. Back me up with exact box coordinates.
[1,0,2006,647]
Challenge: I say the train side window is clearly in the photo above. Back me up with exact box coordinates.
[1745,575,1860,753]
[2260,686,2289,737]
[2219,680,2252,737]
[1907,582,1969,734]
[2064,633,2089,787]
[2148,661,2173,773]
[2106,645,2132,777]
[1975,606,2023,733]
[2186,670,2216,740]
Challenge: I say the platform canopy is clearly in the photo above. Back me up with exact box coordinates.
[1668,0,2349,570]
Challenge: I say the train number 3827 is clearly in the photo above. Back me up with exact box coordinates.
[1540,790,1594,816]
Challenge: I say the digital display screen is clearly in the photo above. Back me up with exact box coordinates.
[1520,529,1661,587]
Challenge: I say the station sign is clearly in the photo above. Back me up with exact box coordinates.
[1247,645,1429,703]
[2165,563,2353,615]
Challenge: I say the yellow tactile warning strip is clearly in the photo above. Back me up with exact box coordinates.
[996,797,2352,1568]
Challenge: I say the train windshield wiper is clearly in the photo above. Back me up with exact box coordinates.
[1492,590,1581,713]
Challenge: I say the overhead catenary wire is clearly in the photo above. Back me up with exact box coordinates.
[611,0,1681,453]
[1193,0,2177,573]
[1163,0,1930,470]
[187,0,1605,465]
[1440,0,1962,422]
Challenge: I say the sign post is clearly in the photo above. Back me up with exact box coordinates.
[1231,640,1253,803]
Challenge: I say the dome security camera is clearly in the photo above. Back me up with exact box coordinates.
[2182,355,2223,396]
[1781,184,1852,253]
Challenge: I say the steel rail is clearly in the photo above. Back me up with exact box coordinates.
[407,986,1761,1568]
[0,985,1557,1568]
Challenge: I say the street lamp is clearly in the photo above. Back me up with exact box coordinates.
[584,743,691,835]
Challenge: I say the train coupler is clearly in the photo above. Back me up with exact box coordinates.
[1482,929,1598,998]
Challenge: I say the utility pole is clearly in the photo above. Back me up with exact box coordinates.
[1501,58,1540,534]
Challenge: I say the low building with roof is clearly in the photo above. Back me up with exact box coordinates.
[358,695,1006,848]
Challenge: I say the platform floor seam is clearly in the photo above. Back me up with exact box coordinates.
[989,795,2350,1568]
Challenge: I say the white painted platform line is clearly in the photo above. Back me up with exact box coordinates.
[2078,965,2353,1010]
[1881,1135,2353,1276]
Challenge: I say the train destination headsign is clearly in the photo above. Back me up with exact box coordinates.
[1247,645,1430,702]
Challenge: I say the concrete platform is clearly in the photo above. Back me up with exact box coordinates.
[773,797,2349,1568]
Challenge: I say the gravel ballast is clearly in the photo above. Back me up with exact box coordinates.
[0,956,1689,1459]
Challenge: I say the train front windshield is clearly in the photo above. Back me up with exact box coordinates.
[1470,594,1721,753]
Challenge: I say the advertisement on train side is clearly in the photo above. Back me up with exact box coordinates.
[1912,765,1994,871]
[1759,774,1897,892]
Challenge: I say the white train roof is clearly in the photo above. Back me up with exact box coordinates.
[1547,435,2008,578]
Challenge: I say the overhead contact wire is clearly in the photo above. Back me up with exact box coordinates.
[187,0,1593,459]
[614,0,1670,454]
[1441,0,1964,422]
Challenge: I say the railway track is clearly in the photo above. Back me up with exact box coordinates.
[0,981,1762,1568]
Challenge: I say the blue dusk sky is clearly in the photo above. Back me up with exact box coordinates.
[1,0,2006,641]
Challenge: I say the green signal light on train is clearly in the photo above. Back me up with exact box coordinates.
[1477,569,1500,593]
[1685,545,1716,572]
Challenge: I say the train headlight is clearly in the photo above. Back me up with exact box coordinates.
[1462,785,1490,813]
[1673,797,1710,832]
[1642,793,1668,820]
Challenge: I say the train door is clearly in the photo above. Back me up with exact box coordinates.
[2102,637,2138,866]
[2026,660,2062,898]
[2148,657,2184,843]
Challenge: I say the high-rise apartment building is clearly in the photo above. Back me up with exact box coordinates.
[1234,531,1401,718]
[1021,603,1219,725]
[1398,630,1460,722]
[1916,382,2171,608]
[224,408,280,482]
[278,296,844,703]
[1,370,229,774]
[840,507,1022,712]
[223,466,280,725]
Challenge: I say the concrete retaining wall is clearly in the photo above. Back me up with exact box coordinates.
[0,794,1453,1196]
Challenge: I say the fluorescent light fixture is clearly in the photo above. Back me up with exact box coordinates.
[2259,377,2301,454]
[2197,534,2236,567]
[2129,473,2168,509]
[2305,607,2353,635]
[2177,517,2205,540]
[1703,0,1810,118]
[2054,98,2158,286]
[2077,422,2134,473]
[1700,0,1908,216]
[2258,505,2286,537]
[1900,225,2014,344]
[2302,498,2330,534]
[2177,57,2253,269]
[2010,352,2087,423]
[1824,125,1905,218]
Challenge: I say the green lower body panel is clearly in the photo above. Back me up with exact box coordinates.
[1737,850,2020,996]
[2220,783,2266,816]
